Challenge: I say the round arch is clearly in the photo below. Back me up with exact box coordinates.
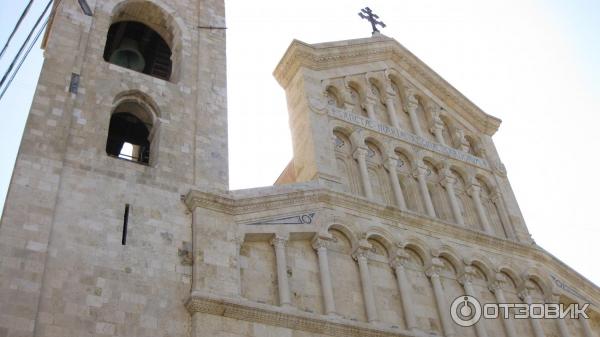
[106,0,187,82]
[326,223,359,251]
[365,227,396,256]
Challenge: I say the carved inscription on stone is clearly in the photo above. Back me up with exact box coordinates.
[247,213,316,226]
[327,106,489,168]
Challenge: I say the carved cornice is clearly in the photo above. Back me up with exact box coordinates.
[185,186,600,303]
[184,187,323,215]
[273,36,501,136]
[186,185,530,257]
[186,292,413,337]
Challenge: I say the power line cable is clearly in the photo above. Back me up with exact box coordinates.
[0,0,36,60]
[0,0,52,94]
[0,17,49,101]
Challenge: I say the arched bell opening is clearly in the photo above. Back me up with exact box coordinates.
[106,97,158,165]
[103,21,172,81]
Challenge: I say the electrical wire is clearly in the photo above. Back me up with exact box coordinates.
[0,0,53,101]
[0,18,49,101]
[0,0,52,89]
[0,0,36,60]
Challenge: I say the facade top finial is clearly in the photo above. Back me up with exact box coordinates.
[358,7,386,35]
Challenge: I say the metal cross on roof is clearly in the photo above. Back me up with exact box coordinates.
[358,7,386,35]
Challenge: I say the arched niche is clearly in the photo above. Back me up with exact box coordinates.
[326,85,344,108]
[368,79,390,125]
[364,140,391,204]
[326,227,366,321]
[332,129,361,195]
[394,149,421,213]
[347,82,368,117]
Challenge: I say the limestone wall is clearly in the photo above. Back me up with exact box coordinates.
[0,1,227,336]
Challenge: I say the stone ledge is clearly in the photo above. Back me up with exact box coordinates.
[185,186,525,252]
[185,292,417,337]
[185,186,600,301]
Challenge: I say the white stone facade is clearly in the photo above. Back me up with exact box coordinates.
[0,1,598,337]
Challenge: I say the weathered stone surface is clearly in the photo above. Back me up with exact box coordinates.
[1,1,598,337]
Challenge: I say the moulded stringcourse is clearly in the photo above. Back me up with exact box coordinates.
[185,292,415,337]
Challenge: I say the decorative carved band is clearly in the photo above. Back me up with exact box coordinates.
[247,212,316,226]
[326,105,489,169]
[186,293,414,337]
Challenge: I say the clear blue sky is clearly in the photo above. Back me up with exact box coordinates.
[0,1,599,286]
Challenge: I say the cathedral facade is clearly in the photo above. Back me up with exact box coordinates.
[0,1,598,337]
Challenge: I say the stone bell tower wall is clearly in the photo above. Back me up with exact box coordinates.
[0,1,227,336]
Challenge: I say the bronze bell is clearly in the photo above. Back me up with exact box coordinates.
[109,38,146,72]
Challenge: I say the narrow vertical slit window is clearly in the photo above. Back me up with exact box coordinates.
[122,204,130,245]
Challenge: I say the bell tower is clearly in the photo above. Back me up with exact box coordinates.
[0,0,227,336]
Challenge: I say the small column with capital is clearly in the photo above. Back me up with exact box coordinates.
[459,267,488,337]
[414,166,436,217]
[406,99,424,138]
[384,157,407,210]
[549,293,570,337]
[271,234,292,308]
[353,147,374,199]
[364,97,377,120]
[390,251,418,331]
[439,168,465,225]
[426,259,456,337]
[518,288,546,337]
[580,310,594,337]
[312,234,336,315]
[468,183,494,235]
[353,242,378,323]
[454,129,470,152]
[425,102,445,145]
[431,118,446,145]
[384,90,401,129]
[491,189,517,240]
[488,274,517,337]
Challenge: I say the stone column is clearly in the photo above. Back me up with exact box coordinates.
[390,252,418,332]
[580,313,594,337]
[407,100,424,137]
[431,119,446,145]
[353,147,374,199]
[489,275,517,337]
[365,98,377,120]
[426,259,456,337]
[312,235,336,315]
[414,166,436,217]
[468,184,494,235]
[385,96,401,129]
[234,235,245,296]
[519,289,546,337]
[384,158,407,210]
[491,189,517,240]
[549,294,570,337]
[271,234,292,307]
[455,129,470,152]
[439,169,465,225]
[459,267,488,337]
[191,210,203,292]
[354,243,378,323]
